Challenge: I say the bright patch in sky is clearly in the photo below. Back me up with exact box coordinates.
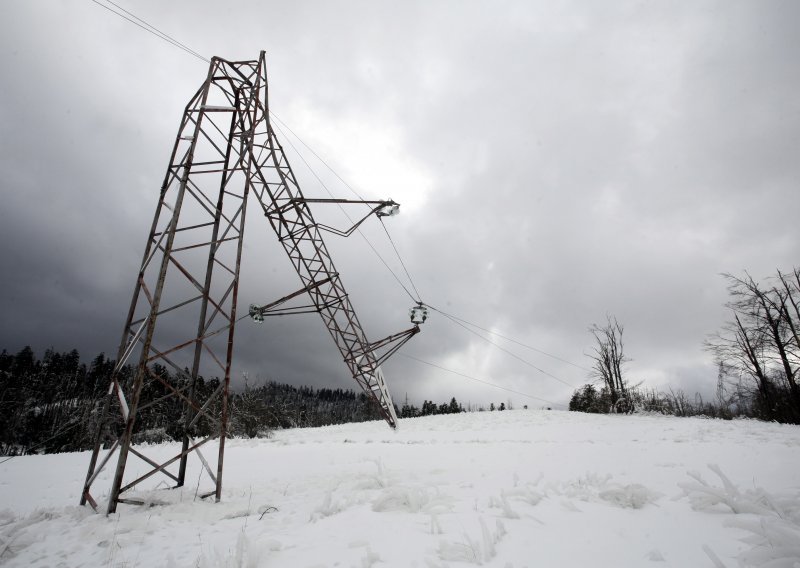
[285,103,433,212]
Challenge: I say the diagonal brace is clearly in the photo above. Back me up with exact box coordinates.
[348,325,420,369]
[249,276,334,321]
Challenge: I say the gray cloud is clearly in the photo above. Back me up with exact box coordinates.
[1,0,798,408]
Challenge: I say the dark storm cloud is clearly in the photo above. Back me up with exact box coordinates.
[1,1,798,408]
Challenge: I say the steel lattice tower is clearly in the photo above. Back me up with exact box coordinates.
[81,52,419,514]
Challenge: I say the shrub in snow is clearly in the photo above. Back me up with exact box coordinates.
[372,486,453,515]
[372,486,430,513]
[680,464,794,517]
[488,492,520,519]
[437,518,505,564]
[731,516,800,567]
[560,472,659,509]
[310,489,350,521]
[357,547,381,568]
[502,483,545,508]
[598,484,653,510]
[680,464,800,567]
[196,531,266,568]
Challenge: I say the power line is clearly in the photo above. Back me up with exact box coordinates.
[101,0,208,61]
[427,305,577,389]
[399,353,565,407]
[379,218,422,302]
[88,0,210,64]
[427,307,591,372]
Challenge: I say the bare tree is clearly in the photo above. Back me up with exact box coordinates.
[588,315,630,413]
[706,269,800,423]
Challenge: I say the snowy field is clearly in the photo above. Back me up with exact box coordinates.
[1,410,799,567]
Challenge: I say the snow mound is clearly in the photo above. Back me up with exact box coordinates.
[561,472,661,509]
[371,486,453,514]
[599,484,655,509]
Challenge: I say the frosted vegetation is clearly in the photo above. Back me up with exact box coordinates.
[1,410,798,566]
[572,268,800,424]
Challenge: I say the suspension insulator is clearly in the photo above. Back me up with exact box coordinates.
[249,304,265,324]
[410,304,428,325]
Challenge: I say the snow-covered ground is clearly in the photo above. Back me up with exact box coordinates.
[1,409,799,567]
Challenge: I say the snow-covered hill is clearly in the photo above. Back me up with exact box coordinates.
[1,410,799,567]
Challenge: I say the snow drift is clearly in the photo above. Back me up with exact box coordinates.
[1,409,799,567]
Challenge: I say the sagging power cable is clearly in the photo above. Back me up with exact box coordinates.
[425,304,577,389]
[427,309,591,373]
[379,218,422,303]
[399,353,565,408]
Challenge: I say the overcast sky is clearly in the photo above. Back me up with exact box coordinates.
[1,0,798,409]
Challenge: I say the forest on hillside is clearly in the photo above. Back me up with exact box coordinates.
[0,347,468,456]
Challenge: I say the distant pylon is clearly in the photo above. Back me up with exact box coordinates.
[80,52,419,514]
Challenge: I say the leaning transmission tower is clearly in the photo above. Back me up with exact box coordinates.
[80,52,424,514]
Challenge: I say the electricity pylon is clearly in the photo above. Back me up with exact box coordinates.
[80,52,419,514]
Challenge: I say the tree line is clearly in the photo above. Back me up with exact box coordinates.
[0,347,472,456]
[570,267,800,424]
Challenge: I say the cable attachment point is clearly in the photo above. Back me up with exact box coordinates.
[376,200,400,217]
[410,302,428,325]
[249,304,265,324]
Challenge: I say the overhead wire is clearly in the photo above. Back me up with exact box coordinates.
[426,305,577,388]
[425,307,592,372]
[88,0,210,63]
[378,218,422,302]
[399,353,565,407]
